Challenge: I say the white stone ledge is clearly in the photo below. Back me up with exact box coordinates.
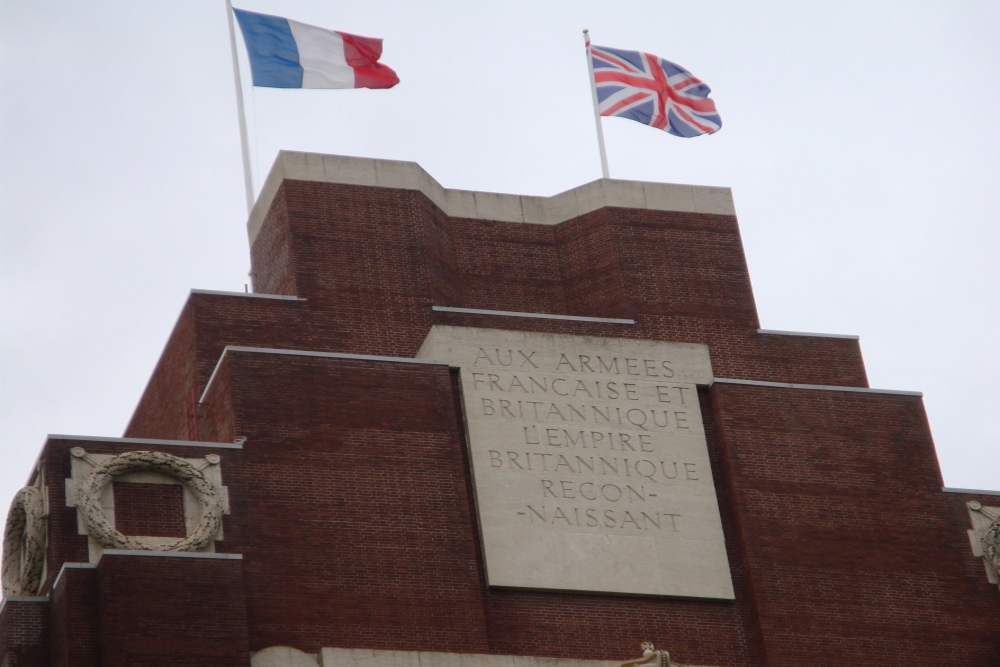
[757,328,859,340]
[432,305,635,324]
[943,487,1000,497]
[50,552,243,593]
[200,345,450,403]
[51,561,98,592]
[48,435,243,450]
[322,650,619,667]
[248,151,736,244]
[712,377,922,396]
[99,550,242,560]
[191,289,306,301]
[263,648,721,667]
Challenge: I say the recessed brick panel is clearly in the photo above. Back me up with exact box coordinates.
[113,481,186,538]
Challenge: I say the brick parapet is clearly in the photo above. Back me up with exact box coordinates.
[707,382,1000,665]
[49,565,98,667]
[185,348,760,665]
[213,350,491,654]
[127,178,870,441]
[96,553,249,666]
[124,302,197,441]
[15,162,995,664]
[0,598,49,667]
[37,436,243,596]
[125,291,308,440]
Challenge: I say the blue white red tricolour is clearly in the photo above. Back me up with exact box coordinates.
[588,43,721,137]
[233,8,398,90]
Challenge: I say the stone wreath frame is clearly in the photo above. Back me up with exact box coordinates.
[967,501,1000,583]
[74,450,223,552]
[2,486,46,597]
[980,514,1000,580]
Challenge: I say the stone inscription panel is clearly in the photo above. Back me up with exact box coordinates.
[418,326,734,599]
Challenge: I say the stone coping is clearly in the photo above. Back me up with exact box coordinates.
[251,647,715,667]
[51,562,97,593]
[712,377,922,397]
[26,435,243,486]
[757,328,859,340]
[200,345,451,403]
[432,305,635,324]
[191,289,306,301]
[943,487,1000,497]
[247,151,736,244]
[47,435,243,449]
[98,550,243,560]
[48,552,242,594]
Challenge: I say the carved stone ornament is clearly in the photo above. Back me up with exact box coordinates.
[2,486,47,597]
[968,501,1000,582]
[621,643,683,667]
[74,450,224,552]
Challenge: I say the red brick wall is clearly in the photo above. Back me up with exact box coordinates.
[29,438,247,666]
[49,566,98,667]
[14,178,998,666]
[213,352,492,654]
[126,293,308,440]
[112,482,186,538]
[128,180,868,440]
[199,354,236,444]
[0,599,48,667]
[38,438,244,597]
[126,304,197,441]
[186,350,760,665]
[184,347,999,666]
[96,554,249,666]
[708,382,1000,665]
[250,187,297,297]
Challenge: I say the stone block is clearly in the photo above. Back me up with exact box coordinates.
[253,646,319,667]
[642,183,697,213]
[691,185,735,216]
[473,191,525,222]
[279,151,327,183]
[441,188,478,219]
[532,189,580,224]
[374,158,435,193]
[601,179,647,209]
[418,325,733,599]
[320,154,378,186]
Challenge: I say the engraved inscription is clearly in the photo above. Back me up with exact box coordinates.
[468,362,698,535]
[417,326,734,599]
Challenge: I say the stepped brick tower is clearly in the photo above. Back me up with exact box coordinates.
[2,152,998,667]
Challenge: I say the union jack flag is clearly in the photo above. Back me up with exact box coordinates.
[589,44,721,138]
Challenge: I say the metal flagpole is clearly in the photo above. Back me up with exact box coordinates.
[583,29,610,179]
[226,0,255,214]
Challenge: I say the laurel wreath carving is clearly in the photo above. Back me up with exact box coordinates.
[77,451,223,552]
[2,486,47,597]
[982,515,1000,580]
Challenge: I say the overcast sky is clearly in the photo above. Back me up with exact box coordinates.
[1,1,997,522]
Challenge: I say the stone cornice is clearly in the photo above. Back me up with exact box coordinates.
[247,151,736,245]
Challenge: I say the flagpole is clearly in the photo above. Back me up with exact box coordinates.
[583,29,610,179]
[226,0,255,214]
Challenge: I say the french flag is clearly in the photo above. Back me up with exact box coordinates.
[233,8,399,89]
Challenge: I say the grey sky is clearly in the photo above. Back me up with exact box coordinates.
[1,0,997,524]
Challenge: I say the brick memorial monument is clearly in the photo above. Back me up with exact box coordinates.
[2,152,999,665]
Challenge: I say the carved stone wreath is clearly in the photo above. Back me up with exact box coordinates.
[982,515,1000,580]
[76,450,223,552]
[2,486,47,597]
